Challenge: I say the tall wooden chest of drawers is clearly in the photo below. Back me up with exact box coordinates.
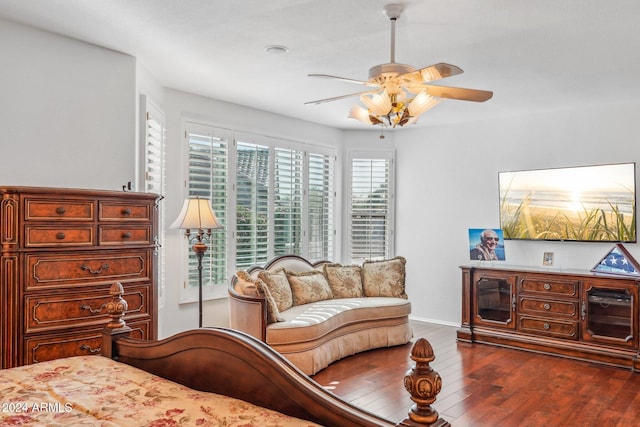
[0,187,159,368]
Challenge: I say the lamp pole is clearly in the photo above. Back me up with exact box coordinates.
[192,235,208,328]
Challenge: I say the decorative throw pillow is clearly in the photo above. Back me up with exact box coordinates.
[361,256,408,298]
[257,268,293,312]
[285,270,333,305]
[234,270,259,297]
[323,263,363,298]
[256,281,285,324]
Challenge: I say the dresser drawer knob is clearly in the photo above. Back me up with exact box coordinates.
[80,263,110,275]
[122,232,132,239]
[122,208,132,216]
[55,232,66,240]
[55,207,66,215]
[543,303,551,310]
[543,283,551,290]
[80,303,107,314]
[80,344,102,354]
[543,323,550,330]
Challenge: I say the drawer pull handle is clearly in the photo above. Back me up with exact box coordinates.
[543,303,551,310]
[56,232,66,240]
[122,232,132,239]
[543,283,551,290]
[122,208,132,216]
[55,207,66,215]
[80,303,107,314]
[80,344,102,354]
[80,263,110,274]
[543,323,550,330]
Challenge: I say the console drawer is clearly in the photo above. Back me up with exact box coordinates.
[25,199,94,221]
[518,316,578,339]
[99,225,152,245]
[25,285,149,333]
[25,225,94,247]
[24,320,150,364]
[518,276,579,298]
[99,201,153,221]
[518,297,578,319]
[25,250,151,290]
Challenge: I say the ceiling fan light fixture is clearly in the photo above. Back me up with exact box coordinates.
[348,105,373,124]
[408,91,441,117]
[361,91,392,115]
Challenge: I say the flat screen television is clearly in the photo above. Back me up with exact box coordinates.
[499,163,636,242]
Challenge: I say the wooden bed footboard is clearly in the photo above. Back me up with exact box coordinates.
[102,282,449,427]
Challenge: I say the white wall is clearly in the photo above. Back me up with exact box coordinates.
[386,101,640,325]
[0,19,136,190]
[158,88,343,337]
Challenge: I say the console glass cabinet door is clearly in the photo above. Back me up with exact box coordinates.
[473,273,516,330]
[581,280,638,348]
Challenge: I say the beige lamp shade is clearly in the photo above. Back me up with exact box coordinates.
[170,198,222,231]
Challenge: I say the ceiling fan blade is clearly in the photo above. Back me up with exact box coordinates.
[305,89,379,105]
[422,85,493,102]
[308,73,374,86]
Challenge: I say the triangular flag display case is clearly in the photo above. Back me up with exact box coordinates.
[591,243,640,277]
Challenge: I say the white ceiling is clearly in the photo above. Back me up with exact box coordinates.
[1,0,640,130]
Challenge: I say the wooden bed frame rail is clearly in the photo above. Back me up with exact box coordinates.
[102,282,450,427]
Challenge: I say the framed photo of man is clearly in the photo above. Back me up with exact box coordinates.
[469,228,505,261]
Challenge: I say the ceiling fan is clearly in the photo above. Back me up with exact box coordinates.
[305,3,493,128]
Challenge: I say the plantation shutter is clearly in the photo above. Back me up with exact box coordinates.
[308,151,334,261]
[273,147,303,257]
[235,141,270,269]
[142,96,166,306]
[350,154,394,262]
[186,122,229,288]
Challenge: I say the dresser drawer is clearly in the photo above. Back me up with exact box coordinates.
[518,297,578,319]
[518,316,578,340]
[25,250,152,290]
[25,199,94,221]
[25,225,94,247]
[99,225,152,245]
[24,321,150,364]
[99,201,153,221]
[518,276,579,298]
[25,285,150,333]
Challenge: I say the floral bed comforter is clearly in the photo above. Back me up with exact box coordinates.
[0,355,322,427]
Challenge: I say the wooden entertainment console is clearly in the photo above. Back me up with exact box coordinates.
[458,264,640,371]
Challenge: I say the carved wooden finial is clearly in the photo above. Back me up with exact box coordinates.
[105,282,128,329]
[400,338,450,427]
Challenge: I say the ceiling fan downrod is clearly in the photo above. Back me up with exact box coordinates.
[383,3,405,64]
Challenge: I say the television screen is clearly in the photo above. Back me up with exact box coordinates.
[499,163,636,242]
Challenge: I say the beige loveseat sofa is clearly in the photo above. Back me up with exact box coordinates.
[228,254,412,375]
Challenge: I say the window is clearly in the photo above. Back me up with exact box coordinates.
[349,151,394,263]
[185,122,231,299]
[181,122,335,300]
[142,96,166,307]
[307,151,335,261]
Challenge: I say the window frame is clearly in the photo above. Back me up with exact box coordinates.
[347,149,395,263]
[178,121,337,303]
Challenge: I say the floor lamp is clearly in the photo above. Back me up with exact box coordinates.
[171,197,222,328]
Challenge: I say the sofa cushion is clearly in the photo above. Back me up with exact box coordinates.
[266,297,411,346]
[323,263,363,298]
[286,270,333,306]
[256,281,285,324]
[234,270,259,297]
[362,256,408,298]
[257,268,293,312]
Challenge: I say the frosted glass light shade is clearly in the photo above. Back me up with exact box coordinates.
[170,198,222,230]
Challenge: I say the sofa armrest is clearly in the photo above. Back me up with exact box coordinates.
[228,279,267,341]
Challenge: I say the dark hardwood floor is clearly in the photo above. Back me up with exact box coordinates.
[311,321,640,426]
